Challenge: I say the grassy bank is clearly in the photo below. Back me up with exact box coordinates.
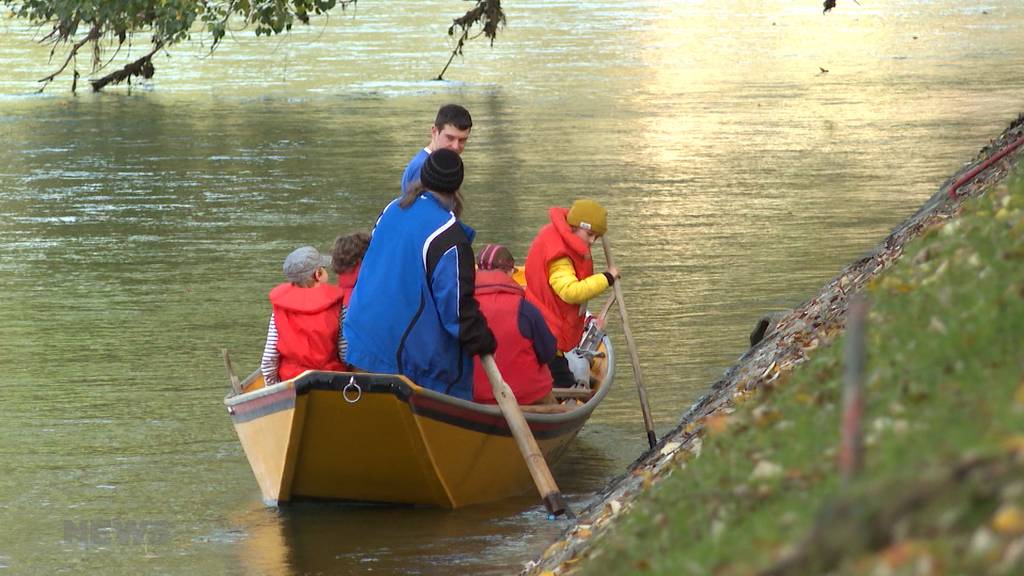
[574,173,1024,576]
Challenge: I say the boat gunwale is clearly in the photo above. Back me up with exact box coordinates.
[223,336,615,427]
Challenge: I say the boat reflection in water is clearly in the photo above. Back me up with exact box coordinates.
[234,493,568,575]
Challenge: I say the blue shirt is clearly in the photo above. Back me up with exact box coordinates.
[400,147,430,195]
[399,146,476,243]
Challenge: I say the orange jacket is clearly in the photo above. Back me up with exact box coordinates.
[472,270,554,405]
[269,283,346,380]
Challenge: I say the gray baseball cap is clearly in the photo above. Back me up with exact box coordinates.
[283,246,331,283]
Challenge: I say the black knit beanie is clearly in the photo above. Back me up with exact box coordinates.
[420,149,464,194]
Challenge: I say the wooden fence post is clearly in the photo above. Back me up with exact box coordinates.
[839,296,868,483]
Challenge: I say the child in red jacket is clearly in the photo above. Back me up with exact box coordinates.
[260,246,346,386]
[331,231,371,309]
[472,244,558,405]
[524,199,619,388]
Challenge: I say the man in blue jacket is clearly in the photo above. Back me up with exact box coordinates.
[400,104,473,195]
[346,149,496,399]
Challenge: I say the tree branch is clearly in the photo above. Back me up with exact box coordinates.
[37,22,101,87]
[89,41,164,92]
[436,0,505,80]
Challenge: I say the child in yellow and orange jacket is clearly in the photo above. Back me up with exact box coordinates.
[524,199,619,388]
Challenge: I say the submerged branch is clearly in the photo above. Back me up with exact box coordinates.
[89,41,164,92]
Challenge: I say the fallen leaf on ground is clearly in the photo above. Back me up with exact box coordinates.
[751,460,783,481]
[541,541,567,560]
[969,527,999,558]
[992,504,1024,536]
[1003,436,1024,454]
[704,413,731,436]
[878,540,928,569]
[1015,380,1024,406]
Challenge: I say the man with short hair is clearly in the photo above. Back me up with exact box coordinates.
[401,104,473,194]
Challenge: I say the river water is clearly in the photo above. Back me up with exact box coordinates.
[0,0,1022,573]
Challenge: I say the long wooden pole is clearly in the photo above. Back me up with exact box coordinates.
[596,292,617,326]
[839,296,868,483]
[480,355,572,517]
[601,236,657,449]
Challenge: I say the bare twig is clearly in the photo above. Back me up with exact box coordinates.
[436,28,469,81]
[93,40,125,76]
[436,0,505,80]
[37,22,102,87]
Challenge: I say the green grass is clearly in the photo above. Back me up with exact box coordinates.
[576,174,1024,576]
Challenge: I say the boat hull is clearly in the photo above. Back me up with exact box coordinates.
[225,340,613,507]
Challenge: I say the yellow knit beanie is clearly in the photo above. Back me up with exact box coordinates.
[566,199,607,236]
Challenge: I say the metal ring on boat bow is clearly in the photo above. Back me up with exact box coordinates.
[342,376,362,404]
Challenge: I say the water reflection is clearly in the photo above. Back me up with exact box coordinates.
[236,501,561,575]
[229,431,615,574]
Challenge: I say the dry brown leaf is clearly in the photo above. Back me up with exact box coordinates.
[1003,436,1024,455]
[751,405,781,428]
[660,441,681,457]
[704,413,731,436]
[541,540,567,560]
[794,392,815,406]
[1015,379,1024,406]
[880,276,917,293]
[878,540,925,568]
[992,504,1024,536]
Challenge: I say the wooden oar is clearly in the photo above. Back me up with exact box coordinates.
[596,291,617,327]
[601,236,657,450]
[222,348,242,395]
[480,354,572,518]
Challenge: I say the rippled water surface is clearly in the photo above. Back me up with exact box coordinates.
[1,0,1023,573]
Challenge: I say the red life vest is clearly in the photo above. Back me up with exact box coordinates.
[269,283,346,381]
[472,270,553,405]
[336,263,360,308]
[524,207,595,352]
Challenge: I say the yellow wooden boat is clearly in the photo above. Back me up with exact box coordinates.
[224,338,614,507]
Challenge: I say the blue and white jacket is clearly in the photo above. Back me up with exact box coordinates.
[344,192,496,399]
